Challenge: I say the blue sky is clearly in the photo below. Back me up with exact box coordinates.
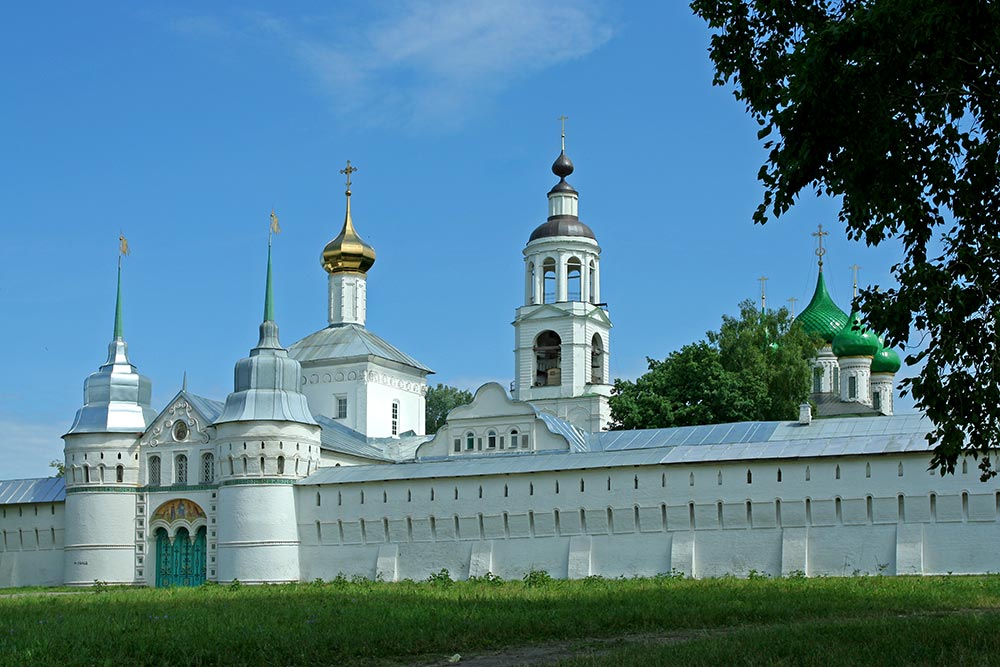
[1,2,914,478]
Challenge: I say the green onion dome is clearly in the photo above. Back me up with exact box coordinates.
[871,338,902,373]
[795,272,849,344]
[832,310,881,357]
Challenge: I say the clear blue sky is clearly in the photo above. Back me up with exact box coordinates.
[0,2,914,478]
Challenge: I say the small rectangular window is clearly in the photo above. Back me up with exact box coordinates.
[391,401,399,436]
[873,392,881,410]
[336,398,348,420]
[848,376,858,399]
[454,439,461,453]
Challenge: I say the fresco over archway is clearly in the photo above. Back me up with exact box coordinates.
[151,498,205,524]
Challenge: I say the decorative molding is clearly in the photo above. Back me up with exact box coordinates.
[219,478,296,487]
[142,399,211,448]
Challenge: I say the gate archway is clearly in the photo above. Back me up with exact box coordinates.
[151,498,207,588]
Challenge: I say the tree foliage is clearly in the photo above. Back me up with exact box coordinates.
[49,459,64,478]
[690,0,1000,477]
[610,300,815,430]
[425,383,474,434]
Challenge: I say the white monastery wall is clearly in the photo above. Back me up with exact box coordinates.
[296,452,1000,582]
[0,501,65,587]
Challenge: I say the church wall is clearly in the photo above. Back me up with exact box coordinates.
[0,501,65,587]
[295,451,1000,582]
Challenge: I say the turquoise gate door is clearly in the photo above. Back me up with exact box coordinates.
[155,526,207,587]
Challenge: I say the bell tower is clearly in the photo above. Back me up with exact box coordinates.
[512,126,612,432]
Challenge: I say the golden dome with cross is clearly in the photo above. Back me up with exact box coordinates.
[322,160,377,275]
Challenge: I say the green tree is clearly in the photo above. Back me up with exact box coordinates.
[610,300,814,429]
[49,459,65,478]
[425,383,474,434]
[690,0,1000,477]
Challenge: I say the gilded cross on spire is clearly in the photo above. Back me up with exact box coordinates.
[758,275,769,313]
[340,160,357,193]
[851,264,862,299]
[557,115,569,151]
[787,297,798,319]
[812,224,829,270]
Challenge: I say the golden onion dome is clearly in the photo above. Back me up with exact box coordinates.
[322,186,376,275]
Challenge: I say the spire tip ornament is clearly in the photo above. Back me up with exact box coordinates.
[812,224,829,271]
[323,160,376,275]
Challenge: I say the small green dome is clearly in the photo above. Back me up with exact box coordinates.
[871,338,902,373]
[796,272,849,344]
[832,310,881,357]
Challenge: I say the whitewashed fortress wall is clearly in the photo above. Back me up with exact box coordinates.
[295,452,1000,581]
[0,501,65,587]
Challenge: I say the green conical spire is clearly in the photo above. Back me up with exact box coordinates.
[113,261,124,341]
[263,242,275,323]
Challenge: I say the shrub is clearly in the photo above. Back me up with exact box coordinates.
[522,569,552,588]
[427,568,453,587]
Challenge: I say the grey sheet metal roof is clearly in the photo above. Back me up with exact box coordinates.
[289,323,433,373]
[183,392,225,423]
[537,412,588,452]
[299,414,935,486]
[0,477,66,505]
[315,415,394,462]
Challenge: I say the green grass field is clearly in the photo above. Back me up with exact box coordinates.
[2,574,999,666]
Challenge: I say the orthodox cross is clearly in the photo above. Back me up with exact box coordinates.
[851,264,862,298]
[758,275,769,313]
[340,160,357,191]
[558,115,569,151]
[812,224,829,270]
[787,297,798,319]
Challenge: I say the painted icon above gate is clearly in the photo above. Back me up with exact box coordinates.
[151,498,206,524]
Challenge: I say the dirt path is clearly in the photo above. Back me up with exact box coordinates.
[407,608,1000,667]
[407,628,725,667]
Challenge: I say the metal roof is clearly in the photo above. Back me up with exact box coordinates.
[183,392,225,424]
[299,415,935,486]
[0,477,66,505]
[315,415,394,462]
[289,324,433,373]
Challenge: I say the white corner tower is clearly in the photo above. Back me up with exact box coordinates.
[213,241,321,584]
[63,260,157,586]
[512,128,612,431]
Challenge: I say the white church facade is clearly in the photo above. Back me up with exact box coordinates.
[1,143,998,588]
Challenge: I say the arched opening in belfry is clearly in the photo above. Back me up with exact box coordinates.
[528,262,536,304]
[534,330,561,387]
[591,333,604,384]
[542,258,557,304]
[589,260,597,303]
[567,257,582,301]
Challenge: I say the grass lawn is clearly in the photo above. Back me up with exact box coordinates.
[1,574,999,666]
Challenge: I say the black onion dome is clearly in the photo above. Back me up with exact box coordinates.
[552,151,574,178]
[529,215,596,242]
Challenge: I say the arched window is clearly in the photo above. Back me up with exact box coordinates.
[813,367,823,393]
[591,334,604,384]
[116,465,124,483]
[84,466,90,484]
[510,428,519,449]
[202,453,215,483]
[175,454,188,484]
[567,257,582,301]
[391,400,399,436]
[466,432,475,451]
[534,330,561,387]
[277,456,285,475]
[148,456,161,486]
[542,257,557,303]
[487,430,497,449]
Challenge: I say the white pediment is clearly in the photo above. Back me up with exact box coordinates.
[141,392,214,448]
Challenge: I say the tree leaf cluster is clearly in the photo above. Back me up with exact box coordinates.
[425,383,474,434]
[690,0,1000,477]
[610,300,815,430]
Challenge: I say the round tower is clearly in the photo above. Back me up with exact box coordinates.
[870,338,901,414]
[832,309,881,405]
[513,125,612,431]
[62,261,156,586]
[213,242,321,584]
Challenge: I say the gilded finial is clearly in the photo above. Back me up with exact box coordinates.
[340,160,357,194]
[812,224,829,270]
[758,275,769,313]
